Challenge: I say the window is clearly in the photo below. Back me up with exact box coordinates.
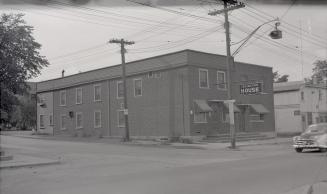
[49,115,53,126]
[76,112,83,129]
[307,112,313,125]
[134,79,142,97]
[60,90,66,106]
[222,112,229,123]
[194,112,208,123]
[148,71,153,78]
[217,71,226,90]
[294,110,300,116]
[318,90,322,101]
[94,84,101,101]
[302,115,306,122]
[38,95,45,103]
[117,81,124,99]
[154,72,161,78]
[117,110,125,127]
[60,115,66,130]
[250,114,264,122]
[199,69,209,88]
[40,115,45,128]
[94,111,101,128]
[301,91,304,101]
[76,88,82,104]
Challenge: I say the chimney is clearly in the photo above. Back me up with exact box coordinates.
[62,70,65,78]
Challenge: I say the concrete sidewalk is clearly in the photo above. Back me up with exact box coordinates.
[1,130,292,150]
[0,154,60,169]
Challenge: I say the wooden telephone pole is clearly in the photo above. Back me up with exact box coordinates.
[109,38,135,141]
[209,0,245,149]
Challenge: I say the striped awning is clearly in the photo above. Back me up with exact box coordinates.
[238,104,269,114]
[194,100,213,112]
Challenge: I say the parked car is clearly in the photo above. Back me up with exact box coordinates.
[293,123,327,153]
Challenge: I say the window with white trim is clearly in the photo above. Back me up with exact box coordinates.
[60,90,66,106]
[217,71,227,90]
[134,79,142,97]
[154,72,161,78]
[250,114,264,122]
[94,85,101,101]
[194,112,208,123]
[117,81,124,99]
[117,110,125,127]
[40,115,45,128]
[94,111,101,128]
[60,115,66,130]
[76,88,82,104]
[199,69,209,88]
[76,112,83,129]
[222,111,229,123]
[49,114,53,126]
[148,71,153,78]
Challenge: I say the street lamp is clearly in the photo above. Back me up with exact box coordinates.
[232,18,282,56]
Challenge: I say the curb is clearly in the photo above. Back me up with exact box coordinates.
[0,159,61,169]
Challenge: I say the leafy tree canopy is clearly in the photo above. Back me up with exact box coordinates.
[273,71,289,83]
[0,13,48,121]
[312,60,327,83]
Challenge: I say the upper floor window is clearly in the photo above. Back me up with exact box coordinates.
[60,90,66,106]
[94,84,101,102]
[154,72,161,78]
[94,110,102,128]
[199,69,209,88]
[318,90,322,101]
[117,81,124,99]
[301,91,304,101]
[148,71,153,78]
[134,79,142,97]
[217,71,226,90]
[76,88,83,104]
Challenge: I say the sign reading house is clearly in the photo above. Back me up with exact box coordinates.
[240,82,262,95]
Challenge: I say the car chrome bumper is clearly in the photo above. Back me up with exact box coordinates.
[293,144,327,148]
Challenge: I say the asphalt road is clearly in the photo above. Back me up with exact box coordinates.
[1,135,327,194]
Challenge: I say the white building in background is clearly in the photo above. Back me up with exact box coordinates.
[274,81,327,135]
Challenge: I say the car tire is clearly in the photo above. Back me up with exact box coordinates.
[295,148,303,153]
[319,148,327,152]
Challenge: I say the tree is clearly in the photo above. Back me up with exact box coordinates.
[0,13,48,124]
[273,71,289,83]
[312,60,327,83]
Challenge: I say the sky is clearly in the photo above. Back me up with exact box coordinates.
[1,0,327,82]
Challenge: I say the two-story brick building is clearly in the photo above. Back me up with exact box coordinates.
[37,50,275,139]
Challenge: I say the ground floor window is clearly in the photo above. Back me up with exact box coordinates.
[40,115,45,128]
[222,112,229,123]
[117,110,125,127]
[76,112,83,129]
[250,114,264,122]
[49,114,53,126]
[94,111,101,128]
[60,115,66,130]
[194,112,208,123]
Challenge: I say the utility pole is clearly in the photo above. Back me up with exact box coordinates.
[109,38,135,141]
[209,0,244,149]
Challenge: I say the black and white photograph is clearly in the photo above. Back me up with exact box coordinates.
[1,0,327,193]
